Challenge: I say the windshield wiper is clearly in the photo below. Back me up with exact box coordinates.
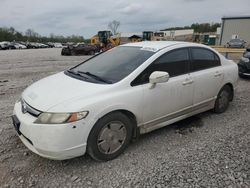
[67,69,88,79]
[77,71,112,84]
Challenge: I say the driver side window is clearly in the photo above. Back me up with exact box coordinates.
[131,48,190,86]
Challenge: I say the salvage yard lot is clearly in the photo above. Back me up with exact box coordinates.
[0,48,249,187]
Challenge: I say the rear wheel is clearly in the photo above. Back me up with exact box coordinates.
[89,50,95,55]
[87,112,133,161]
[214,85,232,113]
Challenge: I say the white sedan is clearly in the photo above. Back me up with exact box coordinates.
[12,41,238,161]
[14,43,27,49]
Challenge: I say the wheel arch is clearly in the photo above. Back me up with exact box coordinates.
[223,82,234,101]
[95,109,139,139]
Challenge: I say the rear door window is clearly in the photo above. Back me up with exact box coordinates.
[190,48,220,72]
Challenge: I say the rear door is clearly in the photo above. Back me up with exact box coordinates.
[190,47,224,106]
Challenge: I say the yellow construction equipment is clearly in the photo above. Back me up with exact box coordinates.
[91,31,120,51]
[90,35,99,46]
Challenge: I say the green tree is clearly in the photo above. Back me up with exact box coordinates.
[162,22,221,33]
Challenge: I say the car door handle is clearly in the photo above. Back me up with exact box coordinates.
[182,79,193,85]
[214,72,222,77]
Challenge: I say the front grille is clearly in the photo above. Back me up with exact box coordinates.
[21,99,41,117]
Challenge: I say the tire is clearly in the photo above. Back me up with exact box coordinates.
[71,51,76,56]
[87,112,133,161]
[239,72,245,78]
[214,85,232,113]
[89,50,95,55]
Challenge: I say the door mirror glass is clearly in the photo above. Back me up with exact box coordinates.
[149,71,169,86]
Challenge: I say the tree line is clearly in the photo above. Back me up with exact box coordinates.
[0,27,86,43]
[161,23,221,33]
[1,22,221,43]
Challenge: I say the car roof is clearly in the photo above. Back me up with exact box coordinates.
[121,41,197,51]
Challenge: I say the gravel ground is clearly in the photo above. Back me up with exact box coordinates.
[0,48,249,188]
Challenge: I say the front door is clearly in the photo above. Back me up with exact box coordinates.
[134,48,194,128]
[142,73,193,126]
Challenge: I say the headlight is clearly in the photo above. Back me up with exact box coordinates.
[241,57,250,63]
[34,111,88,124]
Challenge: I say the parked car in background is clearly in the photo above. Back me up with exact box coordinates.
[37,43,49,48]
[8,42,17,49]
[238,44,250,77]
[226,39,246,48]
[13,42,27,49]
[46,42,55,48]
[26,42,39,49]
[12,41,238,161]
[18,41,27,46]
[0,41,10,50]
[54,43,63,48]
[0,41,26,50]
[61,43,99,56]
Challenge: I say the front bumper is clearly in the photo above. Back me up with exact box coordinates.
[238,62,250,77]
[12,102,90,160]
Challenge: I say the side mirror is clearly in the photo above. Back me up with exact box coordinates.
[149,71,169,89]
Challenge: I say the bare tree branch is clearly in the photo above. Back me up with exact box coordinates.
[108,20,120,35]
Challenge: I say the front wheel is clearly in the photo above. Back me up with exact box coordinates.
[89,50,95,55]
[214,85,232,113]
[87,112,133,161]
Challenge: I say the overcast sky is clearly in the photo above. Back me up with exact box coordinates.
[0,0,250,38]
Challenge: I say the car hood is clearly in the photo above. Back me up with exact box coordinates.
[22,72,111,112]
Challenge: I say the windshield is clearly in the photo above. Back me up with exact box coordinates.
[69,46,155,84]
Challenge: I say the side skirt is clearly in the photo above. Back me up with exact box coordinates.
[139,99,215,134]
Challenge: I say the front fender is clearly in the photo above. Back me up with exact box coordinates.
[92,103,142,126]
